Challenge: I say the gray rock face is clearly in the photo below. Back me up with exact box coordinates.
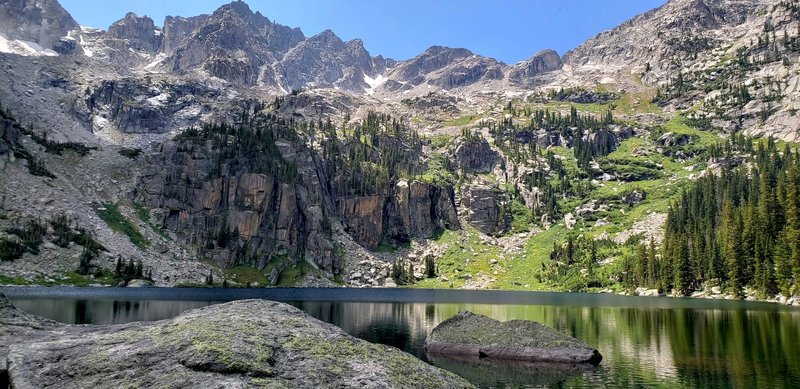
[0,0,81,54]
[337,180,460,250]
[454,138,500,174]
[460,184,509,235]
[162,15,210,54]
[424,311,602,365]
[82,78,219,134]
[0,294,474,389]
[656,131,694,147]
[167,1,304,86]
[386,46,505,90]
[563,0,761,69]
[0,119,19,158]
[107,13,162,53]
[509,49,563,85]
[281,31,380,91]
[138,137,332,272]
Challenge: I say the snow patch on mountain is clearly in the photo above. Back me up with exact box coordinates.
[364,73,387,95]
[0,34,59,56]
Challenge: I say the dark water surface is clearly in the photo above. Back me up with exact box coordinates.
[3,287,799,388]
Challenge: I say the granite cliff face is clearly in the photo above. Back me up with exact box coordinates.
[509,49,563,86]
[106,13,162,53]
[134,114,461,279]
[563,0,761,70]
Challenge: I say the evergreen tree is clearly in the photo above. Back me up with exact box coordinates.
[722,200,744,298]
[775,231,794,297]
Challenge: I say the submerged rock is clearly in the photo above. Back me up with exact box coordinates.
[424,311,602,365]
[0,294,473,389]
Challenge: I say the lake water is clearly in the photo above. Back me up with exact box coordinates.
[3,287,799,388]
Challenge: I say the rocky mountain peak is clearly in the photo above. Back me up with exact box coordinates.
[308,29,344,47]
[509,49,563,85]
[394,46,475,81]
[213,0,258,21]
[107,12,161,52]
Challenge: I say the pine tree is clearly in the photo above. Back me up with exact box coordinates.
[674,234,693,296]
[786,165,800,294]
[636,243,647,286]
[775,231,794,297]
[722,200,744,298]
[647,238,657,287]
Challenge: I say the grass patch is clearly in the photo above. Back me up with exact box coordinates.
[133,202,170,240]
[429,134,453,149]
[0,274,28,285]
[444,115,479,127]
[277,261,316,287]
[414,226,505,289]
[224,265,269,285]
[662,114,721,149]
[96,203,149,250]
[119,147,143,159]
[498,225,566,290]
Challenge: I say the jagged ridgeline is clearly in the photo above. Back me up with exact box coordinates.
[136,105,459,282]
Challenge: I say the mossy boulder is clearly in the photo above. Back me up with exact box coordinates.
[0,294,474,388]
[424,311,602,365]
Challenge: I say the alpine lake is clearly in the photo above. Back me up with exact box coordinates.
[3,287,799,388]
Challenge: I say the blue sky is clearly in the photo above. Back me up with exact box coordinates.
[60,0,665,64]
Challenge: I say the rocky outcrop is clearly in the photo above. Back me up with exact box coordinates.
[400,92,461,115]
[454,138,500,174]
[82,78,219,134]
[138,136,335,273]
[0,0,82,54]
[338,195,386,250]
[0,294,474,389]
[391,180,460,239]
[424,311,602,365]
[563,0,761,69]
[0,119,19,158]
[383,46,505,90]
[656,131,694,148]
[166,1,303,86]
[509,49,563,85]
[460,184,509,235]
[162,15,211,54]
[338,180,460,250]
[107,13,162,53]
[281,31,383,91]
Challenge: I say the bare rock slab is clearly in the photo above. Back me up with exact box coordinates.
[0,294,474,389]
[424,311,602,365]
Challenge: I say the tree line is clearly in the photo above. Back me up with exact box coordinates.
[638,136,800,298]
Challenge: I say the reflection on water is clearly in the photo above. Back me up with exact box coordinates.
[8,293,800,388]
[11,298,214,324]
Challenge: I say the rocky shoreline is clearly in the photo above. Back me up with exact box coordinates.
[610,287,800,307]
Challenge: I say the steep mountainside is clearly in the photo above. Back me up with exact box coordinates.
[563,0,800,140]
[0,0,799,303]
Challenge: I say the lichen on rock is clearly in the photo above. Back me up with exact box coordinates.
[0,294,474,388]
[424,311,602,365]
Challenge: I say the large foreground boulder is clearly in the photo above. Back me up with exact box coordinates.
[424,311,602,365]
[0,294,473,389]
